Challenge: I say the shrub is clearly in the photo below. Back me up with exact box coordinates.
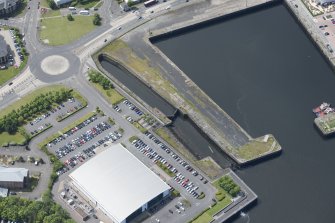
[67,14,74,21]
[93,13,102,26]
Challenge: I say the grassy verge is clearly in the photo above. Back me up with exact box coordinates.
[39,16,96,46]
[190,180,232,223]
[156,161,175,177]
[29,124,52,138]
[90,82,124,105]
[235,134,280,161]
[192,212,212,223]
[154,127,179,150]
[72,89,87,106]
[129,135,139,143]
[41,9,61,18]
[40,0,50,8]
[0,131,26,146]
[73,0,100,8]
[61,112,96,133]
[171,188,180,197]
[38,132,61,148]
[196,157,223,180]
[0,85,67,118]
[0,56,28,87]
[38,112,96,147]
[133,121,147,133]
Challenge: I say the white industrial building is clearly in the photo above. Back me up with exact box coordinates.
[69,144,170,223]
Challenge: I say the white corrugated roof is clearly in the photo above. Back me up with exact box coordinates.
[70,144,170,223]
[0,166,28,182]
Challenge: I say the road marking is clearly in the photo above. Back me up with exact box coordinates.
[208,145,214,153]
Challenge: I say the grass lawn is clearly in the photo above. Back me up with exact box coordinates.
[74,0,101,8]
[196,158,223,180]
[133,121,147,133]
[154,127,179,150]
[192,212,213,223]
[156,161,175,177]
[236,135,280,161]
[41,9,61,18]
[40,0,50,8]
[0,57,27,87]
[0,85,68,119]
[191,180,232,223]
[91,82,124,105]
[40,15,96,46]
[128,135,139,143]
[0,131,26,146]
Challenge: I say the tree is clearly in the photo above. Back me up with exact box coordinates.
[46,0,58,10]
[93,13,102,26]
[67,14,74,21]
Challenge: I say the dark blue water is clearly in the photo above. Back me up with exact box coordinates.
[153,3,335,223]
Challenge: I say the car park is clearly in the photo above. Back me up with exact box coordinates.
[132,137,201,198]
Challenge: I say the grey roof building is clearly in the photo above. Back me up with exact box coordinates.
[0,166,29,189]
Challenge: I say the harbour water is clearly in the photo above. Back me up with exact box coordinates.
[153,3,335,223]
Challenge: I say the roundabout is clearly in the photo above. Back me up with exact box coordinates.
[29,49,81,83]
[41,55,70,76]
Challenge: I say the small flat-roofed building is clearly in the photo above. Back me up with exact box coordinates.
[0,187,8,197]
[0,35,8,64]
[0,166,29,189]
[69,144,170,223]
[0,0,18,15]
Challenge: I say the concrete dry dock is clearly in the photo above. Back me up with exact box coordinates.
[314,113,335,135]
[96,0,283,166]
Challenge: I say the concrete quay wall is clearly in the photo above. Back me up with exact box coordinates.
[284,0,335,68]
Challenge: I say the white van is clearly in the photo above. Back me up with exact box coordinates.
[69,7,76,10]
[79,10,89,15]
